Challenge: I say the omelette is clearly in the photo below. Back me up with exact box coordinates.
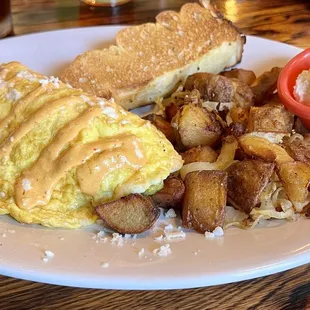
[0,62,183,228]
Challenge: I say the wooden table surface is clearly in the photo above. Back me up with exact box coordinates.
[1,0,310,309]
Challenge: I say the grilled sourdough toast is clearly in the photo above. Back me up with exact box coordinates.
[61,0,245,110]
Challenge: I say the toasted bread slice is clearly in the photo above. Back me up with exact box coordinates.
[61,1,245,110]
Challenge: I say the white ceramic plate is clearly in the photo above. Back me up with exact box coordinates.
[0,26,308,290]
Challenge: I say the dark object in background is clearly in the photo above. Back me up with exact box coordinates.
[0,0,12,38]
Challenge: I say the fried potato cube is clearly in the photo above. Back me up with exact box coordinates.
[171,104,222,149]
[182,170,227,233]
[229,107,249,125]
[181,145,218,165]
[165,102,179,121]
[248,100,294,133]
[277,161,310,207]
[184,72,254,108]
[95,194,160,234]
[293,118,310,135]
[221,69,257,86]
[143,114,176,144]
[227,160,275,213]
[251,67,281,105]
[151,176,185,209]
[239,134,294,164]
[283,134,310,165]
[227,122,247,138]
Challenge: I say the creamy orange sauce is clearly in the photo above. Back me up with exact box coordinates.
[0,63,147,211]
[15,132,145,209]
[0,85,49,138]
[0,95,85,158]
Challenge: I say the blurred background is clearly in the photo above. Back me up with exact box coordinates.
[0,0,307,47]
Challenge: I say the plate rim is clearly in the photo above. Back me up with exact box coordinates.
[0,25,308,290]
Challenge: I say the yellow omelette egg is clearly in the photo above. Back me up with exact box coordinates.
[0,62,183,228]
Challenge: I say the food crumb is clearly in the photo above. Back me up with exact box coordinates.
[164,224,173,231]
[154,234,164,241]
[138,248,145,258]
[44,250,54,258]
[165,208,177,218]
[101,262,109,268]
[205,226,224,239]
[204,232,215,239]
[153,244,172,257]
[213,226,224,237]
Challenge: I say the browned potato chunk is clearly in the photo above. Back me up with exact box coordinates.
[239,134,294,164]
[283,134,310,165]
[96,194,160,234]
[181,146,218,165]
[151,176,185,209]
[171,104,222,149]
[221,69,257,86]
[143,114,176,144]
[248,99,294,133]
[227,122,247,138]
[251,67,281,105]
[229,107,249,125]
[294,118,310,135]
[277,162,310,206]
[180,136,238,179]
[184,72,254,108]
[165,102,179,121]
[227,160,275,213]
[182,170,227,233]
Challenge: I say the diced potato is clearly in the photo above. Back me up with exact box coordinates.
[171,104,222,149]
[248,98,294,133]
[239,134,294,165]
[283,134,310,166]
[294,118,310,135]
[165,102,179,121]
[251,67,281,105]
[228,106,249,126]
[96,194,160,234]
[143,114,176,144]
[227,122,247,138]
[184,72,254,108]
[227,160,275,213]
[277,161,310,205]
[180,136,238,179]
[151,176,185,209]
[181,145,218,165]
[182,170,227,233]
[221,69,256,86]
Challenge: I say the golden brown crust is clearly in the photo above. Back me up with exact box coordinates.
[182,170,227,233]
[184,73,254,108]
[277,161,310,204]
[226,160,275,214]
[61,1,245,109]
[95,194,160,234]
[181,145,218,164]
[283,134,310,165]
[248,96,294,133]
[151,176,185,209]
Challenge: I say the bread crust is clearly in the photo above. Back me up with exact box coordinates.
[61,1,245,110]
